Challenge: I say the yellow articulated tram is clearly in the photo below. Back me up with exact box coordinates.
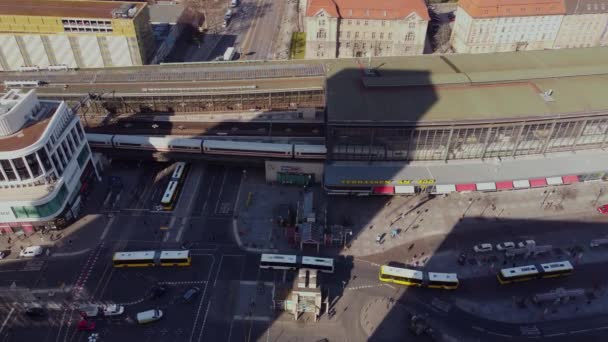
[113,250,191,268]
[379,265,459,290]
[497,260,573,285]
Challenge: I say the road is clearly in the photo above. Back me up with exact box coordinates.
[208,0,286,61]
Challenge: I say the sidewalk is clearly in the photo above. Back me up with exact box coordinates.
[335,180,608,257]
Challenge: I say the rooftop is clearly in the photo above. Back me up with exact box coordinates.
[0,0,145,20]
[564,0,608,14]
[306,0,429,20]
[148,3,184,24]
[326,47,608,123]
[458,0,565,18]
[0,102,59,153]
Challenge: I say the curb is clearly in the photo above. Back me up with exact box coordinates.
[53,247,92,257]
[231,218,278,254]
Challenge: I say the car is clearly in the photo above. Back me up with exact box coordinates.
[473,243,493,253]
[77,304,100,318]
[181,287,201,303]
[136,309,163,324]
[77,320,96,331]
[24,307,46,318]
[20,246,43,258]
[597,204,608,214]
[148,284,168,300]
[0,251,5,259]
[102,304,125,316]
[496,242,516,251]
[517,240,536,248]
[457,251,467,265]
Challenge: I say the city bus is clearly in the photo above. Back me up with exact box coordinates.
[498,260,573,284]
[260,254,297,270]
[378,265,424,287]
[113,250,191,267]
[159,162,188,211]
[301,256,334,274]
[427,272,459,290]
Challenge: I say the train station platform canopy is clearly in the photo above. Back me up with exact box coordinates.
[324,148,608,190]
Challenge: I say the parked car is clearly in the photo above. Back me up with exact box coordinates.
[24,307,46,318]
[496,242,516,251]
[136,309,163,324]
[181,287,201,303]
[457,251,467,265]
[148,284,168,300]
[102,304,125,316]
[473,243,493,253]
[20,246,43,258]
[597,204,608,214]
[517,240,536,248]
[0,251,5,259]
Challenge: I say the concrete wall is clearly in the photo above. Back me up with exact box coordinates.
[265,160,324,183]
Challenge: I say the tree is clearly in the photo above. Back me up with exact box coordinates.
[434,24,453,53]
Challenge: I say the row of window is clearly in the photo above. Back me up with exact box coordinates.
[63,26,114,33]
[61,19,112,27]
[339,31,394,40]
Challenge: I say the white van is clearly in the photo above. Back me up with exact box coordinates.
[20,246,43,258]
[223,47,236,61]
[231,0,238,7]
[136,309,163,324]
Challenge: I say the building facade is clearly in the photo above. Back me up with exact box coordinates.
[553,0,608,49]
[451,0,565,54]
[303,0,429,59]
[0,0,155,70]
[0,89,98,234]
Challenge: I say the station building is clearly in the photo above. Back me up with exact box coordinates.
[323,47,608,195]
[0,89,98,234]
[0,0,155,70]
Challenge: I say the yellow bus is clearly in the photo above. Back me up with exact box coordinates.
[113,250,191,268]
[379,265,423,287]
[427,272,459,290]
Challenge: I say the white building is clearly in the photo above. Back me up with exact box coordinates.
[450,0,566,54]
[0,89,98,234]
[303,0,429,59]
[554,0,608,49]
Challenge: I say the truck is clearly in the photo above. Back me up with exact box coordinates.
[223,47,236,61]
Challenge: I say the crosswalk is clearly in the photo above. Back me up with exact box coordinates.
[520,325,541,336]
[22,260,45,272]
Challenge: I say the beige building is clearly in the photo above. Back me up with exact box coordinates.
[303,0,429,59]
[451,0,608,54]
[451,0,566,54]
[554,0,608,49]
[0,0,155,70]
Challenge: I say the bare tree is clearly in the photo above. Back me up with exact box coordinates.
[434,24,452,53]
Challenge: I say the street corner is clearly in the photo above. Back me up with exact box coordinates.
[359,295,406,340]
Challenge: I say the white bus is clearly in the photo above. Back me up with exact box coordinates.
[301,256,334,273]
[113,250,191,267]
[160,181,179,210]
[260,254,297,270]
[171,162,187,181]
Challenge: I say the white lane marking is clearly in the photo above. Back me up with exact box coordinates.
[213,255,224,287]
[545,333,566,337]
[163,231,171,242]
[571,329,593,334]
[214,170,228,214]
[198,299,213,341]
[227,319,235,342]
[239,281,273,286]
[0,307,14,334]
[595,326,608,331]
[487,331,511,337]
[233,315,271,322]
[100,216,116,240]
[175,216,188,242]
[189,254,215,342]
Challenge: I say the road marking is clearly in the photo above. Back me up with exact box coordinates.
[472,326,485,332]
[198,299,213,342]
[227,319,235,342]
[214,170,228,214]
[233,315,271,322]
[0,307,14,335]
[189,254,215,342]
[487,331,512,337]
[213,255,224,287]
[545,333,566,337]
[571,329,593,334]
[595,326,608,331]
[100,215,115,240]
[240,281,273,286]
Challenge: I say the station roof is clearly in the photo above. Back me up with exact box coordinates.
[326,47,608,124]
[0,0,144,20]
[324,148,608,187]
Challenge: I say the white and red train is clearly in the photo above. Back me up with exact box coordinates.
[86,133,327,160]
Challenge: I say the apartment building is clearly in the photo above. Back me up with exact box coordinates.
[451,0,608,53]
[303,0,429,59]
[0,0,155,70]
[0,89,98,234]
[554,0,608,49]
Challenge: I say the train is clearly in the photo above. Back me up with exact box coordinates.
[86,133,327,160]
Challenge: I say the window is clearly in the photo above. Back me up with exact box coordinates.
[76,123,85,141]
[348,20,352,25]
[62,140,73,158]
[77,146,90,168]
[388,32,392,39]
[13,184,68,218]
[51,153,63,175]
[364,20,368,26]
[372,32,376,39]
[355,31,359,39]
[405,32,415,41]
[25,153,41,177]
[71,128,80,145]
[317,29,327,39]
[0,160,16,181]
[12,158,29,180]
[37,148,52,172]
[347,31,351,38]
[356,20,360,25]
[409,22,415,29]
[319,19,325,26]
[380,32,384,39]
